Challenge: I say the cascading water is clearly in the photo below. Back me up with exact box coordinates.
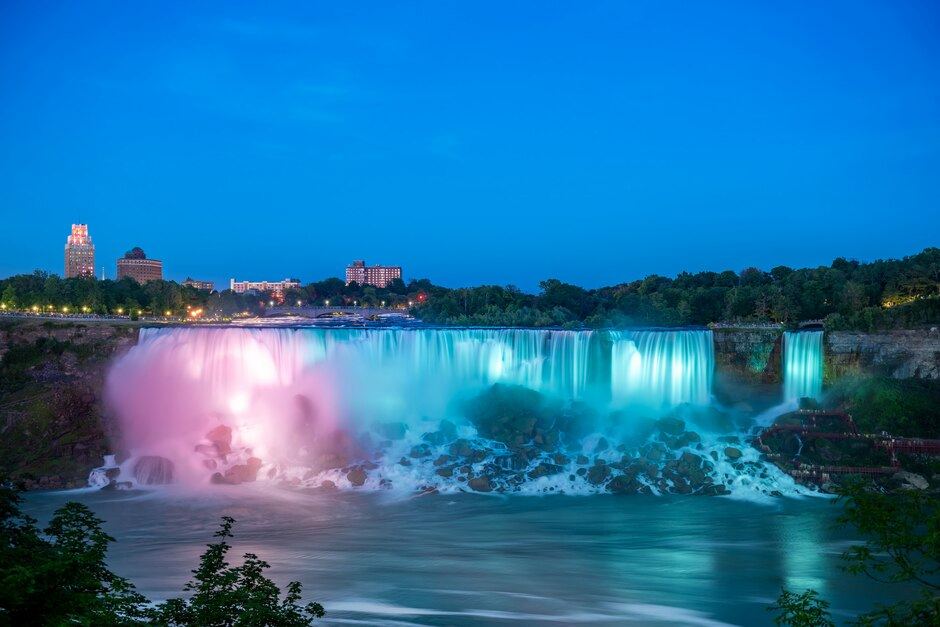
[609,330,714,407]
[783,330,824,402]
[95,326,806,498]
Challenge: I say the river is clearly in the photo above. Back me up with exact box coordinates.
[22,487,907,626]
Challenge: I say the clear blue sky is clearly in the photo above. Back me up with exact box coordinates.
[1,2,938,291]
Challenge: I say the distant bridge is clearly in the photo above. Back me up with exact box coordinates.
[262,305,405,319]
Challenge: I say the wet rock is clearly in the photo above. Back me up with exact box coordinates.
[320,479,336,490]
[433,454,452,467]
[594,437,609,453]
[398,457,412,467]
[449,439,475,458]
[724,447,743,460]
[206,425,233,456]
[435,466,454,478]
[203,459,217,470]
[347,467,368,487]
[576,454,590,465]
[552,453,569,466]
[576,467,587,477]
[717,435,740,444]
[132,455,174,485]
[409,444,432,458]
[460,465,472,475]
[463,384,547,449]
[607,474,640,494]
[655,416,685,436]
[587,464,611,485]
[528,462,562,479]
[105,467,121,480]
[468,476,493,492]
[222,457,263,484]
[674,432,701,448]
[699,483,730,496]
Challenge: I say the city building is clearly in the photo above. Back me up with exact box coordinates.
[64,224,95,278]
[183,277,215,291]
[229,278,301,301]
[117,247,164,283]
[345,260,403,288]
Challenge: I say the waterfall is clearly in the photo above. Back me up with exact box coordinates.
[782,330,823,402]
[609,330,714,407]
[105,327,718,486]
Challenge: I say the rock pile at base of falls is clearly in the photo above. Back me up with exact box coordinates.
[280,385,755,496]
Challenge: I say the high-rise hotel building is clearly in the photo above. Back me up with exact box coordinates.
[345,260,403,288]
[64,224,96,278]
[117,247,164,283]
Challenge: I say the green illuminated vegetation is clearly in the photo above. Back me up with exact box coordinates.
[0,488,324,625]
[1,247,936,327]
[771,483,939,626]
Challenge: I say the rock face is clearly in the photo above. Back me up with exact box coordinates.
[0,319,139,489]
[712,328,783,384]
[826,329,940,380]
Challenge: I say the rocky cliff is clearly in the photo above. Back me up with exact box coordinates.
[0,318,139,488]
[826,329,940,380]
[712,327,940,383]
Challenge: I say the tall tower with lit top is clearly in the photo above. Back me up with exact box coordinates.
[64,224,95,278]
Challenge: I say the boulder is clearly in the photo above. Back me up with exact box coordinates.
[528,462,562,479]
[409,444,432,458]
[206,425,233,456]
[132,455,174,485]
[655,416,685,436]
[347,467,368,487]
[221,457,263,485]
[435,466,454,478]
[724,447,743,460]
[468,476,493,492]
[449,439,475,458]
[607,474,639,494]
[594,437,609,453]
[433,454,451,467]
[587,464,611,485]
[320,479,337,490]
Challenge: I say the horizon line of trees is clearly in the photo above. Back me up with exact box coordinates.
[1,247,937,330]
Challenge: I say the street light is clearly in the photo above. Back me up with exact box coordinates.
[296,300,302,306]
[325,300,330,306]
[117,308,124,314]
[165,310,172,316]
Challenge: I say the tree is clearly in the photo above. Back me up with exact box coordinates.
[154,516,324,626]
[0,489,150,625]
[771,484,939,626]
[1,285,15,309]
[768,589,834,627]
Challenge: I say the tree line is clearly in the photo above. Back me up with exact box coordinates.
[1,247,937,329]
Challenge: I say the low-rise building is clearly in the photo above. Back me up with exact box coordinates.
[117,247,163,283]
[229,278,301,301]
[183,277,215,291]
[345,260,403,288]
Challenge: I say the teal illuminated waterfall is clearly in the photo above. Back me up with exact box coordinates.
[783,330,824,402]
[609,330,714,407]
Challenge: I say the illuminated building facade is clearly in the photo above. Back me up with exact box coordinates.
[117,247,164,283]
[64,224,95,278]
[183,277,215,291]
[229,278,301,301]
[345,260,403,288]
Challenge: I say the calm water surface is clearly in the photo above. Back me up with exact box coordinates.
[23,488,907,626]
